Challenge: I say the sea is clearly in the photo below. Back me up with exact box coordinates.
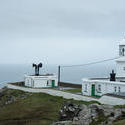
[0,61,116,89]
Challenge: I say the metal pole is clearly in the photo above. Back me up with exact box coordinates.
[58,65,61,86]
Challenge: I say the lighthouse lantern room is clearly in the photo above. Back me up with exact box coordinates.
[116,39,125,78]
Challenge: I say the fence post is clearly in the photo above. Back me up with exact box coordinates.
[58,65,61,86]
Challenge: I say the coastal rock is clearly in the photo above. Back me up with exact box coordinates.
[59,101,82,121]
[73,103,103,125]
[102,105,114,117]
[5,96,16,105]
[57,102,125,125]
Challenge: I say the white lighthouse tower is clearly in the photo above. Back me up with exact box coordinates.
[116,38,125,78]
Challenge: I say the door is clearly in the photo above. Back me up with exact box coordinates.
[52,80,55,87]
[91,84,95,96]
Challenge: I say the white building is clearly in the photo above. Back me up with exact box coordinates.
[82,79,125,97]
[25,75,58,88]
[116,39,125,78]
[82,38,125,97]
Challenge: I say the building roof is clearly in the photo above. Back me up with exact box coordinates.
[25,74,57,78]
[30,74,54,76]
[116,56,125,62]
[82,79,125,86]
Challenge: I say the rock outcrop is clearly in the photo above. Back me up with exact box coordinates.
[53,101,125,125]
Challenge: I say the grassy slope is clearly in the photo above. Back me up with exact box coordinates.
[1,89,125,125]
[0,89,98,125]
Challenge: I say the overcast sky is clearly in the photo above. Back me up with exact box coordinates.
[0,0,125,65]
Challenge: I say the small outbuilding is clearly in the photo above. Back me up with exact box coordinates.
[25,74,58,88]
[24,63,58,88]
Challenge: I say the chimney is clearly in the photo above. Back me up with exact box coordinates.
[110,70,116,81]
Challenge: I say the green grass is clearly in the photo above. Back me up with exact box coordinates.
[63,88,82,93]
[114,105,125,109]
[112,119,125,125]
[0,89,99,125]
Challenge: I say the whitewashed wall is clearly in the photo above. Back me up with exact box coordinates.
[116,61,125,77]
[25,75,58,88]
[34,79,47,88]
[25,77,32,87]
[82,82,91,96]
[82,79,125,96]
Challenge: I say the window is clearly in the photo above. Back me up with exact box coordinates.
[27,79,29,83]
[47,81,49,86]
[47,80,51,86]
[118,87,121,92]
[32,80,34,86]
[114,86,117,92]
[121,48,125,56]
[84,84,87,92]
[98,85,101,92]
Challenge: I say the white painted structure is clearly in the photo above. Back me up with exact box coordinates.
[82,79,125,96]
[116,57,125,78]
[25,75,58,88]
[116,39,125,77]
[82,38,125,97]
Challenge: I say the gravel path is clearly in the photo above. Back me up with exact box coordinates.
[7,84,125,105]
[7,84,98,102]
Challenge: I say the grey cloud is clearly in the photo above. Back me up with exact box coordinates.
[0,0,125,64]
